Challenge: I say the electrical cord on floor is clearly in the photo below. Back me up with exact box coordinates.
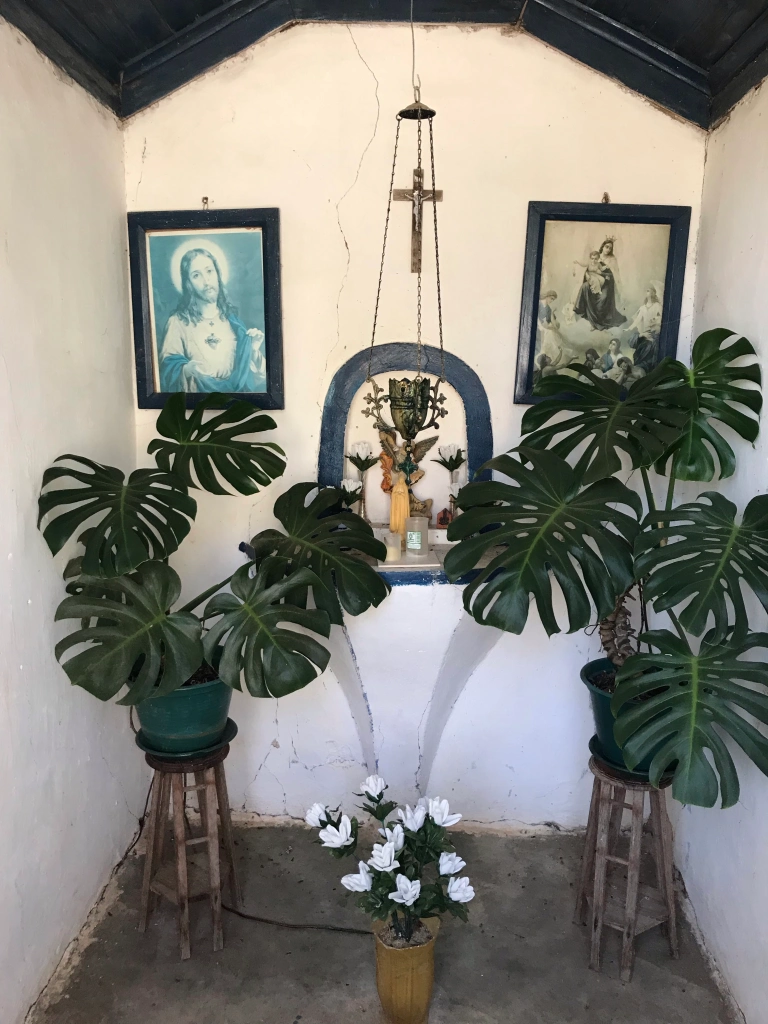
[221,903,371,936]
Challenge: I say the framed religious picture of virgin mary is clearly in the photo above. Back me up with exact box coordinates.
[514,202,691,404]
[128,208,284,408]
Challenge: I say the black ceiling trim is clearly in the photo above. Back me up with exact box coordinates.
[122,0,294,116]
[4,1,768,127]
[709,8,768,124]
[0,1,119,111]
[523,0,710,127]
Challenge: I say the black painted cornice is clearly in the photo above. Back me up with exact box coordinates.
[1,0,765,127]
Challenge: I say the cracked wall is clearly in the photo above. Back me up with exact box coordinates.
[0,20,148,1024]
[123,22,706,824]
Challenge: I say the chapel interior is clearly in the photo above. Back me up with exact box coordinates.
[3,2,768,1023]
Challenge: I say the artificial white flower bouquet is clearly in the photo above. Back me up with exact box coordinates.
[306,776,474,944]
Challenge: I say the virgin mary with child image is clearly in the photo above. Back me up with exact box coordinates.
[535,236,664,390]
[159,245,266,394]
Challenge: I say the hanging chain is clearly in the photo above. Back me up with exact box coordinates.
[415,113,423,380]
[429,118,445,383]
[367,117,402,382]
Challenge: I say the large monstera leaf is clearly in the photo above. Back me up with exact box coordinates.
[520,361,691,485]
[443,448,642,635]
[247,483,389,625]
[613,630,768,808]
[38,457,197,578]
[203,561,331,697]
[635,493,768,639]
[656,329,761,481]
[54,561,204,704]
[148,393,286,495]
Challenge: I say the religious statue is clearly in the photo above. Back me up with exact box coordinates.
[389,472,410,542]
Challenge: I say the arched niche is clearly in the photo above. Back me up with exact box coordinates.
[318,343,493,487]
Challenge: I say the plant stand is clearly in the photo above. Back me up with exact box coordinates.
[138,744,242,960]
[574,755,678,982]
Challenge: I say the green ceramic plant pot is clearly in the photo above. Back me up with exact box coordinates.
[581,658,656,774]
[136,679,232,754]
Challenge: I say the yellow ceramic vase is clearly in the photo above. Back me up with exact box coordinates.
[373,918,440,1024]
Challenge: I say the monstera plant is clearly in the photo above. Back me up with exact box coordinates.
[445,329,768,809]
[38,393,389,713]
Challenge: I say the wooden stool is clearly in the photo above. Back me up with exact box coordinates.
[138,744,242,960]
[574,755,678,981]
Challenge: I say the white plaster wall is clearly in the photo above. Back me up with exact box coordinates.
[675,84,768,1024]
[123,24,705,826]
[0,22,147,1024]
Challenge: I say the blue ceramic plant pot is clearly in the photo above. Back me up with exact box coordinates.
[136,679,232,754]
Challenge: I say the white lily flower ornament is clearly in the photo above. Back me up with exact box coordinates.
[368,841,400,872]
[378,823,405,852]
[398,804,427,832]
[341,861,372,893]
[447,876,475,903]
[342,477,362,494]
[318,814,354,849]
[429,797,462,827]
[439,443,459,460]
[351,440,373,459]
[361,774,387,799]
[305,802,328,828]
[439,851,466,876]
[390,874,421,907]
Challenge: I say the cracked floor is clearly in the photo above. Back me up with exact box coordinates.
[29,828,732,1024]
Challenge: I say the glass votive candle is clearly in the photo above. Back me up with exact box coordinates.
[405,516,429,557]
[384,530,403,562]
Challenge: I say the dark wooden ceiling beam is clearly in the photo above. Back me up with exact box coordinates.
[0,0,120,110]
[523,0,710,126]
[3,0,768,126]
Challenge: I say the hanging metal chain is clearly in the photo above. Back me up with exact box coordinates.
[415,113,423,380]
[429,117,446,383]
[367,117,402,382]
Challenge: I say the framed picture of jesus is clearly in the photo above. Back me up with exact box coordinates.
[128,208,284,409]
[513,202,691,404]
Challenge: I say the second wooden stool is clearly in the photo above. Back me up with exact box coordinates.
[138,743,242,960]
[574,755,678,981]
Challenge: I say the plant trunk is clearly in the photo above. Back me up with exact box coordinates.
[598,588,637,667]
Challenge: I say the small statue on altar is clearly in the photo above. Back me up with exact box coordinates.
[389,472,410,542]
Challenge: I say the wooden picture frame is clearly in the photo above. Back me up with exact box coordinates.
[514,202,691,404]
[128,208,284,409]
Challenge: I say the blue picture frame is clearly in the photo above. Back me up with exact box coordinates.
[128,208,284,409]
[514,202,691,404]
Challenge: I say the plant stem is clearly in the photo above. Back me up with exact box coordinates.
[665,468,677,512]
[177,573,234,615]
[667,609,687,642]
[640,467,656,515]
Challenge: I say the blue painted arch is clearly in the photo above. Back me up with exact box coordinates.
[318,343,493,488]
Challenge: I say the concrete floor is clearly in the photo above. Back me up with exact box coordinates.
[29,826,731,1024]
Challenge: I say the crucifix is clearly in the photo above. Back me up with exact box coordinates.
[393,167,443,273]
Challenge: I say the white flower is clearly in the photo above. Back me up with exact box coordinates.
[305,802,328,828]
[439,444,459,460]
[398,804,427,832]
[319,814,354,849]
[389,874,421,907]
[368,841,400,872]
[447,876,475,903]
[351,441,372,459]
[439,852,467,876]
[361,774,387,799]
[416,796,429,810]
[378,823,405,852]
[429,797,462,827]
[448,483,461,499]
[341,861,372,893]
[342,477,362,493]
